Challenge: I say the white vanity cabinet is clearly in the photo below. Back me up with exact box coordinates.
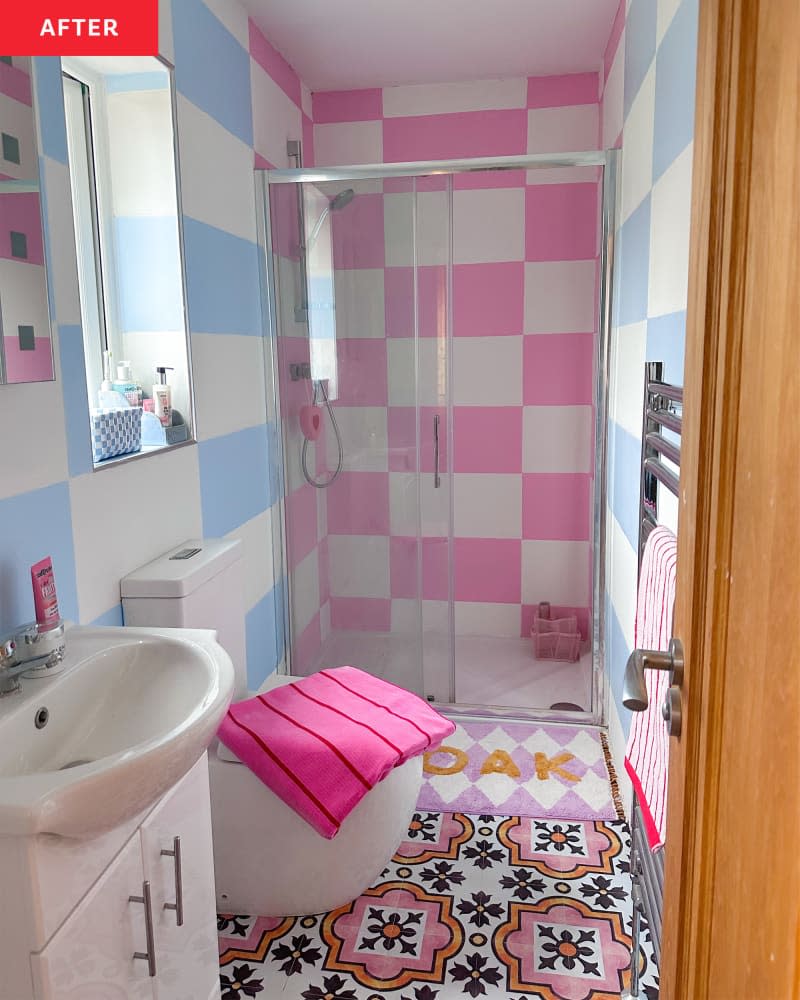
[10,755,220,1000]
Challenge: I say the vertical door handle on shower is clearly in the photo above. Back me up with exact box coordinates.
[433,415,441,488]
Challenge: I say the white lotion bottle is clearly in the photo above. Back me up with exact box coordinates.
[153,366,174,427]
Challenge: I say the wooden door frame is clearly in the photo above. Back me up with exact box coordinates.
[662,0,799,996]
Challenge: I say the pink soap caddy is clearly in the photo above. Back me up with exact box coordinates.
[531,602,582,662]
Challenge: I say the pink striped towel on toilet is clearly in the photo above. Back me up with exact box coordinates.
[217,666,455,839]
[624,526,678,851]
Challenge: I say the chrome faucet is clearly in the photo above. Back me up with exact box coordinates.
[0,621,66,696]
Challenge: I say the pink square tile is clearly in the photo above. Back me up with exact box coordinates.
[313,89,383,123]
[0,61,32,106]
[335,339,388,406]
[332,193,385,269]
[249,18,302,106]
[383,109,527,162]
[453,262,524,337]
[454,538,522,603]
[2,337,54,382]
[453,407,522,473]
[423,538,450,601]
[525,183,599,262]
[526,72,599,109]
[522,473,591,540]
[390,536,419,598]
[0,193,44,264]
[385,266,447,339]
[330,597,392,632]
[521,603,590,640]
[523,333,594,405]
[604,0,626,81]
[318,537,330,605]
[293,613,321,676]
[286,485,318,568]
[326,471,390,535]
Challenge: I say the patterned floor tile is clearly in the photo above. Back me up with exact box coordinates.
[218,812,659,999]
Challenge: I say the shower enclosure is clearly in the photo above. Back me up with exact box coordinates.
[256,150,617,723]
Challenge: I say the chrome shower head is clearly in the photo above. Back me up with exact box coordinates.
[330,188,355,211]
[306,188,355,246]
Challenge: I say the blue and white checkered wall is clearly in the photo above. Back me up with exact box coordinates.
[0,0,300,691]
[602,0,699,781]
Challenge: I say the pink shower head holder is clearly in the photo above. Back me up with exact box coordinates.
[300,405,323,441]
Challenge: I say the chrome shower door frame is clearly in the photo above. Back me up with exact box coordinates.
[259,149,619,727]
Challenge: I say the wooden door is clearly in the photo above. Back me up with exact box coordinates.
[660,0,800,997]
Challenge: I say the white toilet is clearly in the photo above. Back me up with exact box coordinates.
[121,539,422,917]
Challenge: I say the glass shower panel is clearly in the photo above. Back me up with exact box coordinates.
[448,166,601,714]
[269,177,425,695]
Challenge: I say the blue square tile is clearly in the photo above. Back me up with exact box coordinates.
[198,424,276,538]
[647,310,687,387]
[33,59,69,165]
[617,195,651,326]
[114,216,185,332]
[182,218,261,336]
[245,584,285,689]
[611,420,642,553]
[0,483,78,634]
[653,0,699,182]
[58,324,93,477]
[172,0,253,147]
[624,0,658,118]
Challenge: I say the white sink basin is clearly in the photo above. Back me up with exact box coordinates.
[0,625,234,837]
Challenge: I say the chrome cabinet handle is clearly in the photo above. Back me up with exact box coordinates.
[161,836,184,927]
[433,414,441,488]
[622,637,684,711]
[129,880,157,977]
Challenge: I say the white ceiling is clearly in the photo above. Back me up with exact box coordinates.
[243,0,620,92]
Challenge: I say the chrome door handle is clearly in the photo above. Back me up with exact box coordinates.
[129,880,157,977]
[433,414,441,488]
[161,836,184,926]
[622,637,684,711]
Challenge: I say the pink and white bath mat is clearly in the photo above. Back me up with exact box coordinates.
[417,720,623,821]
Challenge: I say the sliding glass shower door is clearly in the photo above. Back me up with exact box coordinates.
[261,152,614,721]
[266,174,450,699]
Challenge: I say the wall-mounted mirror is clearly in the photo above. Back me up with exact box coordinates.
[0,56,56,384]
[60,55,195,468]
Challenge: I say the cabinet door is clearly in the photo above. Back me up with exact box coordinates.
[31,837,154,1000]
[140,755,220,1000]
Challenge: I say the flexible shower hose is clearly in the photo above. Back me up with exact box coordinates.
[301,379,344,488]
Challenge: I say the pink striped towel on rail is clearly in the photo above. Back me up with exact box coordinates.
[217,666,455,839]
[625,526,678,851]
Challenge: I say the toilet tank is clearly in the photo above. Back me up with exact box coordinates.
[121,539,247,697]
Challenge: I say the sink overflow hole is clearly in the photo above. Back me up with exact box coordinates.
[59,759,94,770]
[34,707,49,729]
